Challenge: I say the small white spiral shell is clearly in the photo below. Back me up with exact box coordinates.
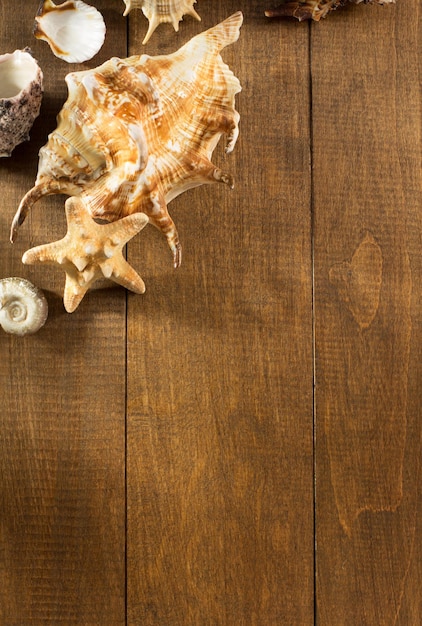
[0,277,48,335]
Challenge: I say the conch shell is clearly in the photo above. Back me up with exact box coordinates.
[0,277,48,335]
[122,0,201,44]
[12,13,243,276]
[265,0,396,21]
[34,0,106,63]
[0,49,43,157]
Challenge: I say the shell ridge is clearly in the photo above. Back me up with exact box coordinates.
[34,0,106,63]
[188,11,243,54]
[36,105,109,182]
[50,107,107,173]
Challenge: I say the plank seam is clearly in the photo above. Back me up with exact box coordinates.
[309,20,317,626]
[125,16,130,626]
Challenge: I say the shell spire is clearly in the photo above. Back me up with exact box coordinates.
[0,277,48,335]
[12,13,243,274]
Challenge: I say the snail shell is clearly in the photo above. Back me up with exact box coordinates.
[0,278,48,335]
[0,49,43,157]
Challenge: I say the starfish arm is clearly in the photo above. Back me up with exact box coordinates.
[102,212,149,249]
[63,274,91,313]
[22,238,70,266]
[100,257,146,294]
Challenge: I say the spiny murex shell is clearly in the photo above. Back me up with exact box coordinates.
[0,49,43,157]
[12,12,243,274]
[122,0,201,44]
[34,0,106,64]
[265,0,396,21]
[0,277,48,335]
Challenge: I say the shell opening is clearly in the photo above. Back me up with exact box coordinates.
[0,50,39,99]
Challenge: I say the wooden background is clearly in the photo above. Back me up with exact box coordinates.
[0,1,420,624]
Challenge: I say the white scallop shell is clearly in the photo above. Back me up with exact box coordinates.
[0,49,43,157]
[34,0,106,64]
[0,278,48,335]
[123,0,201,44]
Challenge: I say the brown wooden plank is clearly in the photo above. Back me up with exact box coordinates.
[0,2,127,623]
[312,1,422,623]
[126,1,314,624]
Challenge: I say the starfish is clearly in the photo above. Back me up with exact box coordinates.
[22,196,149,312]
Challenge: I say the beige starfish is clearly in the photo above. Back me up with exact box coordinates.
[22,196,149,312]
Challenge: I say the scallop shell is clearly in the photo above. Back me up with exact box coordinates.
[0,49,43,157]
[123,0,201,44]
[0,277,48,335]
[265,0,396,21]
[12,13,243,273]
[34,0,106,63]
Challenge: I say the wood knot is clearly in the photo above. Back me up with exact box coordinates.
[329,232,383,329]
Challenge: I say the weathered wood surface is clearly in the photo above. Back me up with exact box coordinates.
[0,2,127,624]
[126,2,313,624]
[0,0,419,624]
[312,1,422,624]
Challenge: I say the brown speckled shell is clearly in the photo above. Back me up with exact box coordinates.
[265,0,396,21]
[0,49,43,157]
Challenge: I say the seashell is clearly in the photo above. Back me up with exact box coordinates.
[34,0,106,63]
[12,12,243,273]
[265,0,396,21]
[0,49,43,157]
[23,197,149,313]
[122,0,201,44]
[0,277,48,335]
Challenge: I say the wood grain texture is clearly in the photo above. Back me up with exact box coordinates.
[126,1,314,624]
[0,2,127,624]
[0,0,420,624]
[312,1,422,623]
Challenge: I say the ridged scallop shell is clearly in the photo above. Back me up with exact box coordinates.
[12,13,243,273]
[0,49,43,157]
[34,0,106,63]
[122,0,201,44]
[265,0,396,21]
[0,277,48,335]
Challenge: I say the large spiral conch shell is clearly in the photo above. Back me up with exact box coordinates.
[0,49,43,157]
[122,0,201,44]
[0,277,48,335]
[12,12,243,287]
[265,0,396,21]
